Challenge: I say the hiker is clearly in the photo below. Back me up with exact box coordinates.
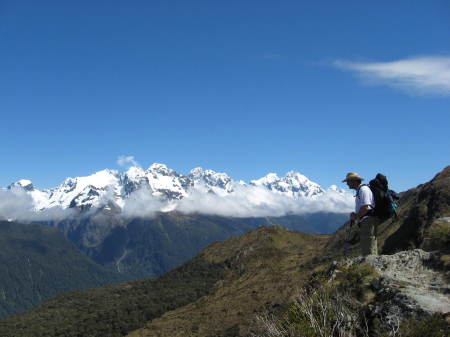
[342,172,378,256]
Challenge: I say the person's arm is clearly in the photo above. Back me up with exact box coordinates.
[350,205,370,223]
[356,205,371,221]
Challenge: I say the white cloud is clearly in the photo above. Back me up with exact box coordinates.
[117,155,140,167]
[0,188,75,222]
[101,183,354,220]
[175,184,354,218]
[121,187,168,219]
[334,56,450,96]
[0,188,35,220]
[1,184,354,222]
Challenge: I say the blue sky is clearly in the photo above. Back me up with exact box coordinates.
[1,1,449,192]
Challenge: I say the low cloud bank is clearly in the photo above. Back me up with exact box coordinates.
[175,184,354,218]
[121,187,168,219]
[1,184,354,222]
[0,188,75,222]
[334,56,450,96]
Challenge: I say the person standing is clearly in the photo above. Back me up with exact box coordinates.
[342,172,378,256]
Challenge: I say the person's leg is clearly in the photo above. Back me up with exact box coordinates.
[360,219,370,255]
[360,217,378,256]
[368,217,378,255]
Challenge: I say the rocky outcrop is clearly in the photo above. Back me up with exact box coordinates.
[333,249,450,331]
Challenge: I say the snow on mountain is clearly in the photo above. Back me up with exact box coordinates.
[10,179,34,191]
[327,184,347,195]
[41,169,122,210]
[146,163,192,200]
[251,171,324,198]
[189,167,233,195]
[5,164,352,216]
[7,180,51,210]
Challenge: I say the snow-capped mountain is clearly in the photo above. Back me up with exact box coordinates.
[5,163,351,215]
[250,171,324,198]
[189,167,234,195]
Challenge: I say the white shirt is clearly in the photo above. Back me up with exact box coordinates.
[356,185,375,213]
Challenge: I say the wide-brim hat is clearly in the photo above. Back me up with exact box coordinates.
[342,172,364,182]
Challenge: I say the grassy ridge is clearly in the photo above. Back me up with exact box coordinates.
[128,226,330,337]
[0,226,326,337]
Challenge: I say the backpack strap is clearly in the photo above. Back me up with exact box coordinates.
[356,184,369,198]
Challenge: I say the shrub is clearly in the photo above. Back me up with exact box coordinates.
[429,220,450,249]
[379,314,450,337]
[254,286,365,337]
[335,263,377,301]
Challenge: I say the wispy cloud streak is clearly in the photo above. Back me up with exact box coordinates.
[117,155,140,167]
[334,56,450,96]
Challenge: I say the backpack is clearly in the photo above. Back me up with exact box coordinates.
[366,173,399,219]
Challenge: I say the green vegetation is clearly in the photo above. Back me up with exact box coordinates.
[428,219,450,249]
[334,263,378,301]
[61,212,346,281]
[1,167,448,337]
[254,263,382,337]
[0,253,228,337]
[380,314,449,337]
[256,288,450,337]
[254,286,363,337]
[0,221,126,319]
[127,226,330,337]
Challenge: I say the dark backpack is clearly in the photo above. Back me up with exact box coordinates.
[366,173,399,219]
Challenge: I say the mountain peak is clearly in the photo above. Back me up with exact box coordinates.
[148,163,174,176]
[189,167,204,178]
[9,179,35,191]
[79,169,120,188]
[251,171,324,198]
[285,170,308,181]
[126,166,146,181]
[251,173,280,185]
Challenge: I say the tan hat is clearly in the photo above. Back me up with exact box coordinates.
[342,172,364,182]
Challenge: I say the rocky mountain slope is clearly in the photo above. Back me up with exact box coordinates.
[0,221,126,319]
[1,166,448,337]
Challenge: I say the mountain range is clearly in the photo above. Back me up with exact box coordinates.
[4,163,350,217]
[1,166,448,337]
[0,165,352,318]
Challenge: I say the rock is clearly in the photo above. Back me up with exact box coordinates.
[328,249,450,332]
